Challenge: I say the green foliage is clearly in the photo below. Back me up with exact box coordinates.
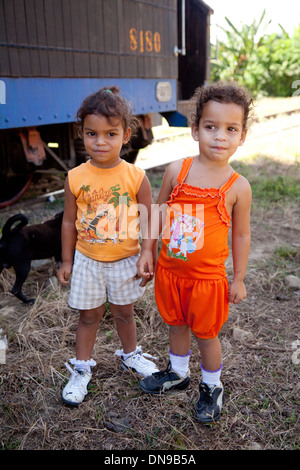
[255,27,300,96]
[211,11,300,97]
[251,175,300,203]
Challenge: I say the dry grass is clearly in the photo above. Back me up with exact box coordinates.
[0,257,299,451]
[1,106,300,451]
[1,206,299,450]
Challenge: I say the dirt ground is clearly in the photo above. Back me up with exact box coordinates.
[0,101,299,452]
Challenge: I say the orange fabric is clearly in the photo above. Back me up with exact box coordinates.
[68,159,145,261]
[155,157,240,338]
[159,157,240,279]
[155,265,229,338]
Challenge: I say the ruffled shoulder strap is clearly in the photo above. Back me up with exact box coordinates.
[177,157,193,184]
[217,172,240,226]
[219,171,240,194]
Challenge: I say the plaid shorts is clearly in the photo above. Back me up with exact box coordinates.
[68,250,145,309]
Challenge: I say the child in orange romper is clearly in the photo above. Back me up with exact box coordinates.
[137,82,253,424]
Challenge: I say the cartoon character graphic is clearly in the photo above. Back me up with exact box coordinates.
[167,211,204,261]
[78,183,134,245]
[79,204,118,243]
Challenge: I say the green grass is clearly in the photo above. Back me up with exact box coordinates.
[251,175,300,204]
[231,156,300,207]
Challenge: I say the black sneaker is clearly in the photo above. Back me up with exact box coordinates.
[139,362,190,394]
[194,382,224,424]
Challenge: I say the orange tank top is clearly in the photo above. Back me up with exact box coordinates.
[158,157,240,279]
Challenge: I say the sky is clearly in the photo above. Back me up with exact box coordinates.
[206,0,300,40]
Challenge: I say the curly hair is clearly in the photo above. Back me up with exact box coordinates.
[76,86,139,134]
[191,81,254,130]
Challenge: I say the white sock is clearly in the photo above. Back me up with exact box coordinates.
[69,358,96,373]
[169,349,191,377]
[122,349,137,360]
[201,363,222,387]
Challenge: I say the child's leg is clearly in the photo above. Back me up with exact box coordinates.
[111,302,159,376]
[76,305,106,361]
[169,324,191,356]
[169,325,191,377]
[194,335,224,424]
[195,335,222,373]
[110,302,136,354]
[138,324,192,393]
[62,305,105,406]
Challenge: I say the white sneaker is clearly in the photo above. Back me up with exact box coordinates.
[117,346,159,377]
[62,362,92,406]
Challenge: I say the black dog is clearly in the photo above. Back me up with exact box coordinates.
[0,211,63,304]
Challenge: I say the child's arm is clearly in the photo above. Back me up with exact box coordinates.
[57,176,78,285]
[229,177,252,304]
[136,175,155,286]
[136,160,181,284]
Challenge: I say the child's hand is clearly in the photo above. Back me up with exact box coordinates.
[228,280,247,304]
[136,251,154,286]
[57,262,73,285]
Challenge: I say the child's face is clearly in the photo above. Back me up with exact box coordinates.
[83,113,131,168]
[191,100,246,163]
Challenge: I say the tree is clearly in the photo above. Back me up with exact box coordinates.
[108,190,133,234]
[211,12,300,97]
[254,25,300,96]
[211,11,269,86]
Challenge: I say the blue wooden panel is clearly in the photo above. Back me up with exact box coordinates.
[0,77,177,129]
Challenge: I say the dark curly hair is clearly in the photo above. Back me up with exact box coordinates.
[192,81,254,130]
[76,86,138,134]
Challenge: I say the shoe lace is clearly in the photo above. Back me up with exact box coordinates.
[199,383,214,404]
[64,362,86,389]
[115,345,158,362]
[153,361,172,378]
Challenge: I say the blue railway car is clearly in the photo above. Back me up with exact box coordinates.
[0,0,212,206]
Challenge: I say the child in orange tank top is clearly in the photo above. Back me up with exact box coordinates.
[138,82,253,424]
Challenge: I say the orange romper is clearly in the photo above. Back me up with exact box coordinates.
[155,157,240,339]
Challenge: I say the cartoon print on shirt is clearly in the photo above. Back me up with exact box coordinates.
[78,183,134,244]
[167,211,204,261]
